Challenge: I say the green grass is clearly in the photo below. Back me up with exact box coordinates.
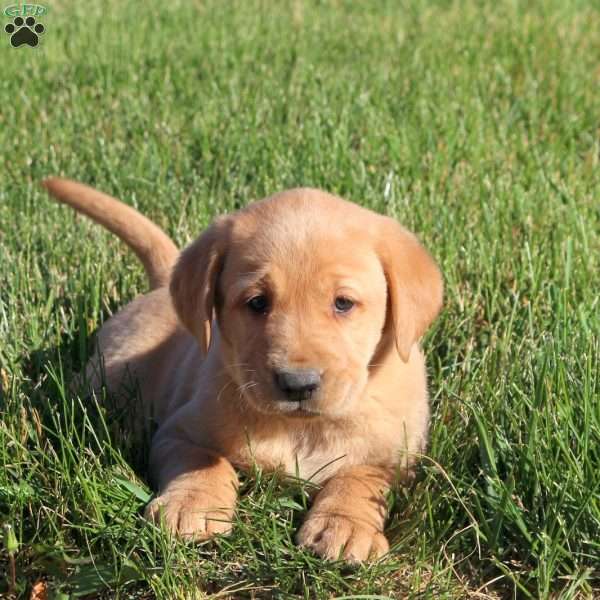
[1,0,599,597]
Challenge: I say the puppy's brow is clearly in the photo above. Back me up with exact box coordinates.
[335,281,362,293]
[239,270,264,277]
[229,272,269,301]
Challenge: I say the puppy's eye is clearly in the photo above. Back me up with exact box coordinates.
[247,295,269,314]
[334,296,355,313]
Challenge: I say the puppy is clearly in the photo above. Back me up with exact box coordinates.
[43,178,443,563]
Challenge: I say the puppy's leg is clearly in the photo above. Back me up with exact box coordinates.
[296,465,392,563]
[145,437,238,540]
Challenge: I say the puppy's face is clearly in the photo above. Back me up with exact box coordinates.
[217,234,388,417]
[170,189,443,419]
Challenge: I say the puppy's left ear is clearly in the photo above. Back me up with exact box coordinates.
[376,216,443,362]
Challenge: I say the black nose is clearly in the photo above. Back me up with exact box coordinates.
[274,368,321,401]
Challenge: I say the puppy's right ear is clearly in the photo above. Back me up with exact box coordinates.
[376,216,443,363]
[170,217,231,355]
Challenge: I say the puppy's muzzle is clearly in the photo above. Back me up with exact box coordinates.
[274,368,321,402]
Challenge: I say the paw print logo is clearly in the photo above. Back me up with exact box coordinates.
[5,16,45,47]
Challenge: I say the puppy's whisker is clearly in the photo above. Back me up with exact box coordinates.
[215,363,257,377]
[215,380,236,404]
[236,382,259,406]
[236,381,258,395]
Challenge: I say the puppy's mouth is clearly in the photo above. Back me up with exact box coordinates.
[273,399,322,418]
[235,373,358,419]
[239,380,323,417]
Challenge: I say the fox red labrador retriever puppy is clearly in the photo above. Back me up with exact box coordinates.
[43,178,443,562]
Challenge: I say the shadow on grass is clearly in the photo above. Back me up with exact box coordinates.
[18,292,155,479]
[1,294,160,597]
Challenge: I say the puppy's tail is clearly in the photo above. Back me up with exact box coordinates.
[42,177,179,290]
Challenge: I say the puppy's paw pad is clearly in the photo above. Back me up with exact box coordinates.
[145,492,233,541]
[4,16,45,47]
[296,514,389,563]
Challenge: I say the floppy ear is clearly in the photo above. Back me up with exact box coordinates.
[376,216,443,362]
[169,217,231,355]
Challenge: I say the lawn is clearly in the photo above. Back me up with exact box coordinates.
[0,0,599,598]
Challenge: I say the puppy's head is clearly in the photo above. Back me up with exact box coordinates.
[171,189,442,418]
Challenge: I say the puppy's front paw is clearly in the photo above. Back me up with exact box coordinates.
[145,491,234,541]
[296,514,389,563]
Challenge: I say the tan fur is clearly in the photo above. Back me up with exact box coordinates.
[43,178,443,563]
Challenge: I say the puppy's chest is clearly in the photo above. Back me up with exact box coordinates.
[232,426,374,484]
